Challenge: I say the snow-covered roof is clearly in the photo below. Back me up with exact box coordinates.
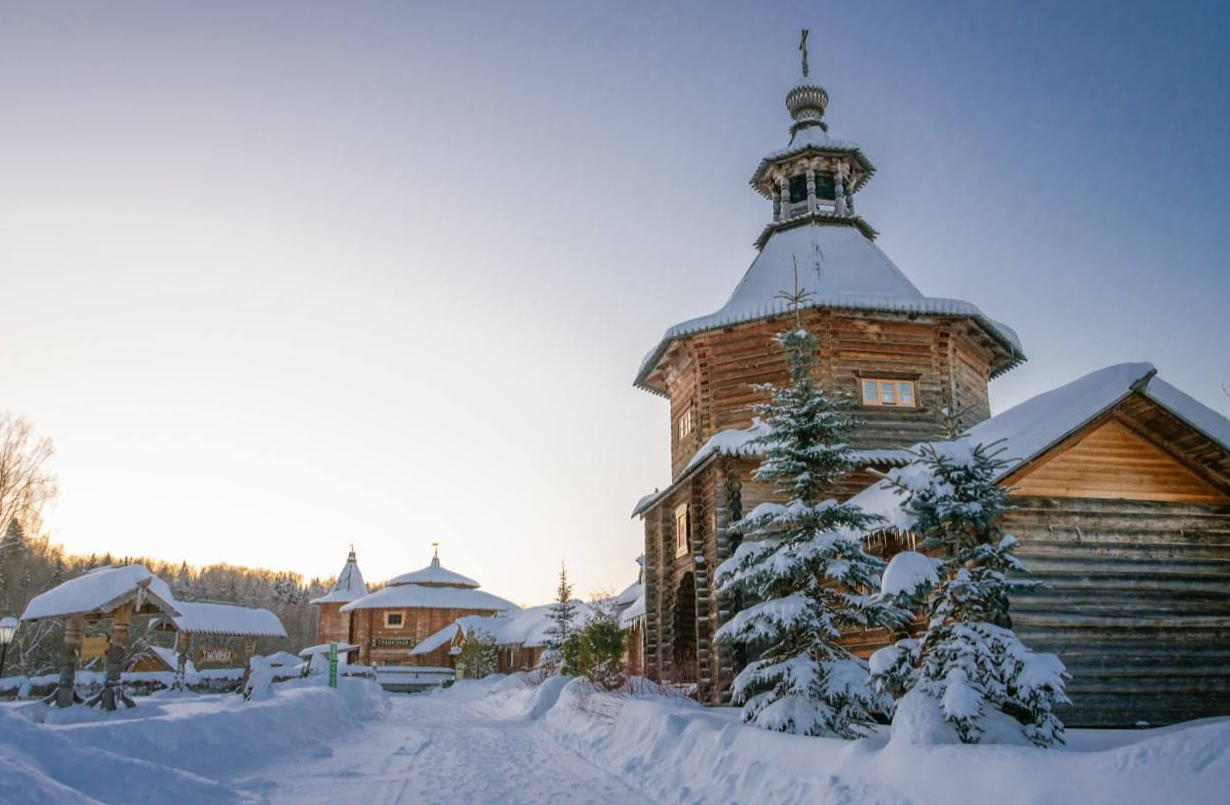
[615,580,643,608]
[130,645,196,674]
[21,565,179,622]
[632,417,914,517]
[749,124,875,194]
[850,362,1230,530]
[311,549,368,604]
[387,556,480,589]
[340,583,516,613]
[619,594,646,629]
[634,222,1024,395]
[157,601,287,638]
[411,601,599,655]
[298,642,360,658]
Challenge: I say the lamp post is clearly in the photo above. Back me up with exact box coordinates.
[0,616,18,681]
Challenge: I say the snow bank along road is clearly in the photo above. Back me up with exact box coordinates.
[235,684,650,805]
[5,674,1228,805]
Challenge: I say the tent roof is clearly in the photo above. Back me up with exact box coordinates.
[340,583,516,613]
[311,549,369,604]
[634,222,1023,395]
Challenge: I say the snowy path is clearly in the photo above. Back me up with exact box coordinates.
[233,690,652,805]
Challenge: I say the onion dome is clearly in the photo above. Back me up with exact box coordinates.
[786,73,829,133]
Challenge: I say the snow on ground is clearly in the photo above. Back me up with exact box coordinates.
[4,673,1228,804]
[0,676,386,805]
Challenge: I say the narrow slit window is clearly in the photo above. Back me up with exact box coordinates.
[675,505,689,558]
[860,378,918,408]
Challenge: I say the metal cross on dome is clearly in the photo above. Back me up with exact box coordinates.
[799,29,809,77]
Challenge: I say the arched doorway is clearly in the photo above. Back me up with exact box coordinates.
[671,572,698,684]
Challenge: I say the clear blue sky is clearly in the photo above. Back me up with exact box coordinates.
[1,1,1226,604]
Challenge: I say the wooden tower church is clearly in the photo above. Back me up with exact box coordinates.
[632,39,1230,723]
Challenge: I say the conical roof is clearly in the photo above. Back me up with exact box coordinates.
[311,548,369,604]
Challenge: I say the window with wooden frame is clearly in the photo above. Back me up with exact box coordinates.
[674,504,690,558]
[383,611,405,628]
[860,378,917,408]
[677,408,694,441]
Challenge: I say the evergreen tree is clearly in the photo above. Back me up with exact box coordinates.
[873,438,1070,746]
[714,319,903,738]
[544,564,577,656]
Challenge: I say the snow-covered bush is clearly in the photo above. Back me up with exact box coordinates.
[560,603,626,689]
[873,439,1070,746]
[243,656,274,702]
[715,325,905,738]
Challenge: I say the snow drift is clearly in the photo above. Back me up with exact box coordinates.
[1,676,387,805]
[454,674,1230,805]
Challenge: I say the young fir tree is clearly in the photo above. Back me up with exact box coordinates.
[544,564,577,656]
[714,291,902,738]
[873,438,1070,746]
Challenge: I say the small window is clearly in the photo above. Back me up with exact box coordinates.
[384,612,404,628]
[813,173,836,200]
[789,174,808,203]
[860,378,918,408]
[675,504,690,558]
[677,409,694,440]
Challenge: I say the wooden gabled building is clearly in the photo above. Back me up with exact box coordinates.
[631,57,1230,725]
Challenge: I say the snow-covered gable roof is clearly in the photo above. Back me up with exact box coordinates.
[411,601,599,656]
[161,601,287,638]
[21,565,179,622]
[340,583,516,613]
[311,549,368,604]
[634,222,1024,395]
[132,645,196,674]
[849,362,1230,531]
[615,581,643,608]
[387,556,479,589]
[298,642,360,658]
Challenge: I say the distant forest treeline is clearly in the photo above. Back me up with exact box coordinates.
[0,522,337,677]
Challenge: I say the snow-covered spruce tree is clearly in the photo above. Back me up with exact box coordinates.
[714,321,903,738]
[874,439,1070,747]
[543,564,577,657]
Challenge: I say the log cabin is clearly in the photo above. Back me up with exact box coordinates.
[311,547,518,668]
[631,61,1230,726]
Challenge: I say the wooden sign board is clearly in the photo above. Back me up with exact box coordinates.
[80,635,110,660]
[199,647,235,665]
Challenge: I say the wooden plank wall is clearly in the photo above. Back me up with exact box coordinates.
[1005,496,1230,726]
[1013,420,1230,504]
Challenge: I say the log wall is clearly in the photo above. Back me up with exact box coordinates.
[1005,496,1230,726]
[663,310,1000,478]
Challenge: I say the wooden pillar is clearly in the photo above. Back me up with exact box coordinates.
[834,163,847,216]
[55,615,84,708]
[805,166,817,213]
[778,175,791,220]
[771,186,781,222]
[100,602,134,710]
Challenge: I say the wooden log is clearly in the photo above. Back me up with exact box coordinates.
[98,602,134,710]
[52,615,84,708]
